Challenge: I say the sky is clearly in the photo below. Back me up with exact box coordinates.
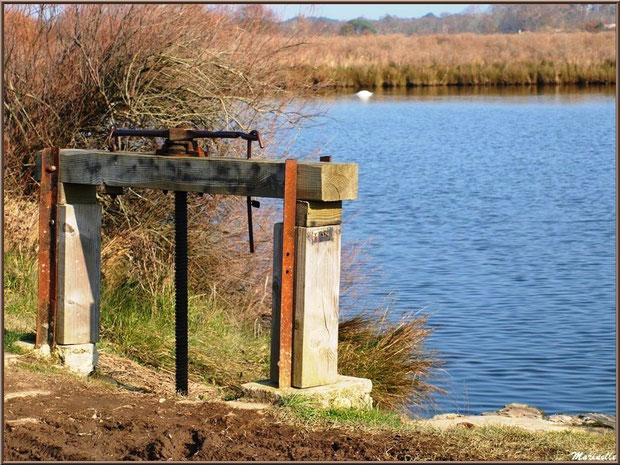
[267,3,478,21]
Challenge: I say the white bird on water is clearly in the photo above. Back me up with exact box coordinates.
[356,90,373,100]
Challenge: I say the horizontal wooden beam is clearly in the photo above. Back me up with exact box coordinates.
[51,150,357,201]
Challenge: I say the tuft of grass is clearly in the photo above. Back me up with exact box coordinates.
[3,249,38,334]
[430,425,617,461]
[98,275,271,386]
[338,309,444,412]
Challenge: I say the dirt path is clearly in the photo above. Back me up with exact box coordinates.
[2,359,440,461]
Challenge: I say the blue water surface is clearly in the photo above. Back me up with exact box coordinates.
[280,87,616,415]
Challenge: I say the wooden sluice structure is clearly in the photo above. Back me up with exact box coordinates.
[36,129,358,394]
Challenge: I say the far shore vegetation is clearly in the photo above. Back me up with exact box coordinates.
[279,32,615,89]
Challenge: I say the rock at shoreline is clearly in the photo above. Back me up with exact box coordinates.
[496,403,547,419]
[421,404,615,434]
[576,413,615,429]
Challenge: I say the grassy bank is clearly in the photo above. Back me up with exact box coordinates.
[281,32,616,88]
[3,243,440,409]
[276,396,615,461]
[4,359,616,461]
[4,248,271,385]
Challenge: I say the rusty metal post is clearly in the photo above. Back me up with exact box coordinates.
[278,159,297,388]
[36,147,60,348]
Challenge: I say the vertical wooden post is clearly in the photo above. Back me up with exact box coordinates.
[271,201,343,389]
[292,222,341,388]
[55,183,101,344]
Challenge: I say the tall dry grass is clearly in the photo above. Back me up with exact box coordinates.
[339,310,444,412]
[278,32,616,88]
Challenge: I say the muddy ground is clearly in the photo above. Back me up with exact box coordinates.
[3,352,614,461]
[3,354,451,461]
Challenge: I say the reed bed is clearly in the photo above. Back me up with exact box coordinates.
[278,32,616,88]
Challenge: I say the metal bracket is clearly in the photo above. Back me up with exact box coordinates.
[108,127,263,254]
[278,159,297,388]
[36,147,60,349]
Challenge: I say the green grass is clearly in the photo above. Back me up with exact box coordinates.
[277,395,615,460]
[279,394,404,429]
[4,248,271,387]
[4,329,34,354]
[4,250,38,333]
[99,278,270,385]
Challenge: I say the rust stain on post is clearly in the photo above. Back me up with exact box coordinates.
[278,159,297,388]
[36,147,59,348]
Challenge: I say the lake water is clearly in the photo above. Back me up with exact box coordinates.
[282,87,616,416]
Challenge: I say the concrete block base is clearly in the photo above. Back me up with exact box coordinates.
[14,341,51,358]
[241,375,373,410]
[56,343,98,376]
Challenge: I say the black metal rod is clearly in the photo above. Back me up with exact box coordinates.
[246,139,255,253]
[246,197,255,253]
[175,191,188,395]
[111,128,261,142]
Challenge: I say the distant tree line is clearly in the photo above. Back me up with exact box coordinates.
[281,4,616,35]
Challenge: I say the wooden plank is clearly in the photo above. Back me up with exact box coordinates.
[270,223,283,384]
[292,225,341,388]
[296,201,342,227]
[55,149,357,201]
[56,190,101,344]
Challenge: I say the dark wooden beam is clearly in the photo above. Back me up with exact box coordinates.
[52,149,357,201]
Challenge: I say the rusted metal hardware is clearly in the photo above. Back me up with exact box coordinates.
[36,147,60,349]
[107,127,264,253]
[278,159,297,388]
[107,127,263,156]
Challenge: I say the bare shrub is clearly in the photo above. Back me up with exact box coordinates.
[3,4,317,315]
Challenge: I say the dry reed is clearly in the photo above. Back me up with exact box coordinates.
[276,32,616,88]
